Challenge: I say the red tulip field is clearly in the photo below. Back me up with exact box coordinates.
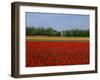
[26,37,89,67]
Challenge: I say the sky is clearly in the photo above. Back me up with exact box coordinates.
[26,12,90,31]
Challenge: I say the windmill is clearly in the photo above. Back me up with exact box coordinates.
[61,30,64,37]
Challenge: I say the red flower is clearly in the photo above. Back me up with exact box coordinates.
[26,41,89,67]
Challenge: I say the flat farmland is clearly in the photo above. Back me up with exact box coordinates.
[26,36,89,41]
[26,36,89,67]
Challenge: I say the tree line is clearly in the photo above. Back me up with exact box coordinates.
[26,26,89,37]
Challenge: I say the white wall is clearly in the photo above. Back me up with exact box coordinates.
[0,0,99,80]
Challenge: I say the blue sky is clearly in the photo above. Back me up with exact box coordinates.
[26,12,90,31]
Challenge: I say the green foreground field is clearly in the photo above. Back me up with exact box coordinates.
[26,36,89,41]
